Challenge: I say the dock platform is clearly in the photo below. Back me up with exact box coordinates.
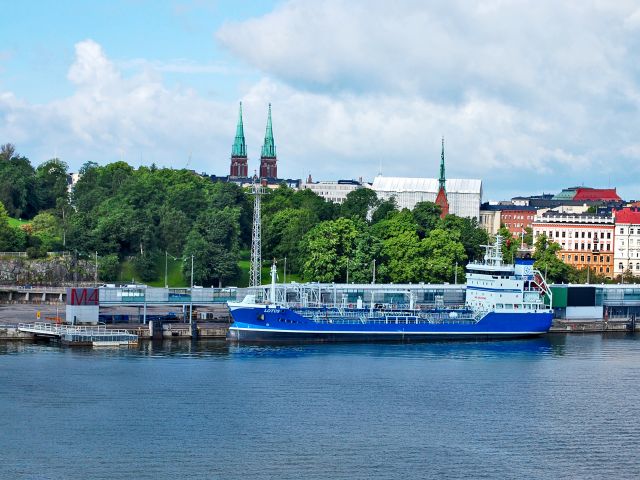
[18,322,138,347]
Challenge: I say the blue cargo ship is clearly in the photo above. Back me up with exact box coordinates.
[227,237,553,342]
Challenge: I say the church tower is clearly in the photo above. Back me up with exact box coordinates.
[435,137,449,219]
[229,102,248,177]
[259,103,277,179]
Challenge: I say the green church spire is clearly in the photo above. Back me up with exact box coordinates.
[439,136,446,191]
[231,102,246,157]
[261,103,276,158]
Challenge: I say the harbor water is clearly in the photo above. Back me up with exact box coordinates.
[1,334,640,479]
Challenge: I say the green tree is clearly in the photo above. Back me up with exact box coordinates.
[441,215,488,262]
[183,207,241,286]
[300,218,359,282]
[0,201,26,251]
[412,201,442,237]
[98,253,120,281]
[422,228,467,283]
[340,188,379,221]
[35,158,69,210]
[30,212,63,251]
[371,197,398,224]
[0,146,37,218]
[533,234,573,283]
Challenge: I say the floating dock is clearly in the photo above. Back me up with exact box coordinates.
[17,323,138,347]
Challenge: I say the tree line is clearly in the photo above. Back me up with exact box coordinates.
[12,141,617,287]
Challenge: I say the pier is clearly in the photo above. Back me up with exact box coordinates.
[18,322,138,346]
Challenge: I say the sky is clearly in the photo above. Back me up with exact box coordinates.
[1,0,640,201]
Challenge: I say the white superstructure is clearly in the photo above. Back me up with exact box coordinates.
[370,175,482,219]
[465,237,551,313]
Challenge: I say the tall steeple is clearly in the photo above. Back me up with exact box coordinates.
[435,136,449,219]
[439,136,446,191]
[230,102,248,177]
[260,103,278,178]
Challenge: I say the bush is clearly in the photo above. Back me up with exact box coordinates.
[98,254,120,281]
[133,253,158,282]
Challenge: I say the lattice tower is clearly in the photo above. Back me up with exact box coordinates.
[249,180,265,289]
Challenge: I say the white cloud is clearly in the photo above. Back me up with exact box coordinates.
[216,0,640,199]
[0,40,238,171]
[2,1,640,202]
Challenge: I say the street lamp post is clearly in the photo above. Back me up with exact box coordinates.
[165,251,168,288]
[190,254,194,289]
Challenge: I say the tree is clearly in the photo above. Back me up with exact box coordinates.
[98,254,120,281]
[340,188,379,221]
[0,149,37,218]
[264,208,317,273]
[30,212,63,251]
[300,218,359,282]
[533,234,573,283]
[498,226,519,262]
[371,197,398,224]
[35,158,69,211]
[183,207,241,286]
[412,201,442,237]
[0,201,26,251]
[441,215,488,262]
[422,228,467,283]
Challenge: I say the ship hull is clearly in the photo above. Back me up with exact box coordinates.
[227,304,553,343]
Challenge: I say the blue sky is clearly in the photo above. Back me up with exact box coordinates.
[1,0,640,200]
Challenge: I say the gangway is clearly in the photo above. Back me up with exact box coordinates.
[18,323,138,347]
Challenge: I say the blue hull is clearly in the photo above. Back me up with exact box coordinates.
[228,306,553,343]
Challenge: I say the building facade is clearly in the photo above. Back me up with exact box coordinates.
[371,177,482,219]
[532,212,615,278]
[479,208,501,235]
[480,204,536,237]
[613,208,640,278]
[301,180,363,204]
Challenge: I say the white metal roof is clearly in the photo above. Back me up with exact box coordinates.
[371,176,482,194]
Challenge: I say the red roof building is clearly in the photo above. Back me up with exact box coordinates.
[573,188,622,202]
[613,208,640,278]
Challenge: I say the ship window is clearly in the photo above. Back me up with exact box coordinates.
[496,304,503,309]
[505,304,513,309]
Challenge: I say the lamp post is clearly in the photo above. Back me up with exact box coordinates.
[164,251,168,288]
[190,254,194,289]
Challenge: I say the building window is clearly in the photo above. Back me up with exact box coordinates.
[587,256,591,262]
[632,228,635,234]
[599,267,603,273]
[581,243,585,250]
[562,231,566,238]
[582,232,586,238]
[600,256,604,262]
[581,255,585,262]
[561,255,565,260]
[607,232,611,239]
[588,232,591,239]
[555,231,559,238]
[606,267,610,273]
[574,255,578,261]
[575,243,578,250]
[620,228,624,234]
[619,262,624,270]
[606,244,611,251]
[606,256,609,262]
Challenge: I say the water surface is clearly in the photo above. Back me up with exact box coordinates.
[1,334,639,479]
